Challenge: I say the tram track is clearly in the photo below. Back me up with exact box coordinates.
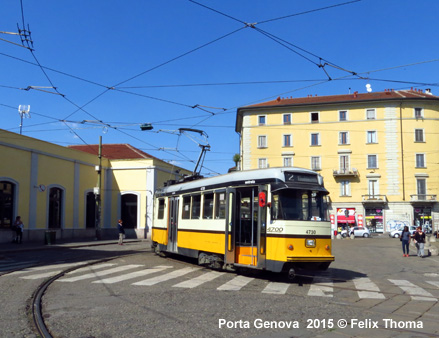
[28,249,150,337]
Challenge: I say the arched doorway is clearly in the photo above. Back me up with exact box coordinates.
[48,187,63,229]
[0,181,15,229]
[121,193,138,229]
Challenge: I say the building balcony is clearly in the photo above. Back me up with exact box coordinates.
[410,194,437,203]
[362,194,388,203]
[333,168,358,177]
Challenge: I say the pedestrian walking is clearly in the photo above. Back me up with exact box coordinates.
[413,227,426,258]
[400,226,411,257]
[14,216,24,244]
[117,219,125,245]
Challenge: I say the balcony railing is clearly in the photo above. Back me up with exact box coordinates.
[410,194,437,202]
[362,194,388,203]
[333,168,359,177]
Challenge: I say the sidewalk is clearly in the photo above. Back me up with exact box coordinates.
[0,238,150,256]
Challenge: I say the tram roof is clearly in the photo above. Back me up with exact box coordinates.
[156,167,324,196]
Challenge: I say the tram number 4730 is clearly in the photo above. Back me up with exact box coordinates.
[306,230,317,235]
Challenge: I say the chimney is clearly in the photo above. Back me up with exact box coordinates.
[425,88,433,95]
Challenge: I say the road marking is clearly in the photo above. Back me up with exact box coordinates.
[353,277,385,299]
[308,277,333,297]
[57,265,144,282]
[67,263,116,274]
[0,261,38,272]
[20,270,63,279]
[426,281,439,288]
[8,262,86,275]
[93,266,173,284]
[132,267,201,286]
[173,270,224,288]
[389,279,437,301]
[262,282,290,295]
[217,275,254,291]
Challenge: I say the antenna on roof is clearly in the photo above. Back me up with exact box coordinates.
[18,104,31,135]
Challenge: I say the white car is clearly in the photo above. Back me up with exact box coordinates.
[341,226,371,238]
[389,226,416,238]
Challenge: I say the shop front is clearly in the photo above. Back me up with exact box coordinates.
[365,208,384,233]
[336,208,356,232]
[414,207,432,233]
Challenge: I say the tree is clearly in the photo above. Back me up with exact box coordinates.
[233,153,241,168]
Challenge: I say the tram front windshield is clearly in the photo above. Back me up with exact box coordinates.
[271,189,329,221]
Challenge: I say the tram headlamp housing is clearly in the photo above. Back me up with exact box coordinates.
[305,239,316,248]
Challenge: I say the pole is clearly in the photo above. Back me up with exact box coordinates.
[95,136,102,240]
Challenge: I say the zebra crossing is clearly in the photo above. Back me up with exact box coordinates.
[3,261,439,301]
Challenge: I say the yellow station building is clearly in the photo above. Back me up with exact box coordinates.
[236,89,439,234]
[0,129,190,243]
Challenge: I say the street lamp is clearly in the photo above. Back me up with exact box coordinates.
[140,123,153,131]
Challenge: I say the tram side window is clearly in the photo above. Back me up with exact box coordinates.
[203,193,214,219]
[215,192,226,219]
[182,195,191,219]
[157,198,165,219]
[191,194,201,219]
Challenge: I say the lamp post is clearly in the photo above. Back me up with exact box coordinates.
[95,136,102,240]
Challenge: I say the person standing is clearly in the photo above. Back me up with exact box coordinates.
[117,219,125,245]
[400,226,411,257]
[413,227,426,258]
[14,216,24,244]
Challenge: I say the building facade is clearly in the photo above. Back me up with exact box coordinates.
[0,129,190,243]
[236,89,439,234]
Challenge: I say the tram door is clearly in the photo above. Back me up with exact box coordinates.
[167,197,179,252]
[225,186,267,268]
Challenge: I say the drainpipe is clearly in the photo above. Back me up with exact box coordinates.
[399,102,405,201]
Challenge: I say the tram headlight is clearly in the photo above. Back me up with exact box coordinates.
[305,239,316,248]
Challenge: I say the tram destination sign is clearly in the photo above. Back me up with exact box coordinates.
[284,172,318,184]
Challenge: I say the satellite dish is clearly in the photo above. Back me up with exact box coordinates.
[366,84,372,93]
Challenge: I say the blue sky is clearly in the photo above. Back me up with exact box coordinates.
[1,0,438,175]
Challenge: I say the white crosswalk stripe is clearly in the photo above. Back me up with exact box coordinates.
[217,275,254,291]
[262,282,290,295]
[426,281,439,288]
[10,262,86,276]
[173,270,224,288]
[132,267,201,286]
[308,277,333,297]
[57,265,144,282]
[93,266,173,284]
[353,277,385,299]
[0,261,38,272]
[389,279,437,301]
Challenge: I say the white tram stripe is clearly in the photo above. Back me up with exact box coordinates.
[173,271,224,288]
[389,279,437,301]
[57,265,144,282]
[132,267,201,286]
[93,266,173,284]
[217,275,254,291]
[262,282,290,295]
[308,277,333,297]
[8,262,85,275]
[353,277,385,299]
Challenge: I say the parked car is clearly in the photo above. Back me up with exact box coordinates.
[389,226,417,238]
[341,226,371,238]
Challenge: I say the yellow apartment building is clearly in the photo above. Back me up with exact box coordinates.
[236,89,439,234]
[0,129,190,243]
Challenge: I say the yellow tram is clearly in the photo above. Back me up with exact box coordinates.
[152,167,334,277]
